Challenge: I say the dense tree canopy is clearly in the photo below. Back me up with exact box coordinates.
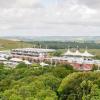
[0,63,100,100]
[58,72,100,100]
[29,41,100,49]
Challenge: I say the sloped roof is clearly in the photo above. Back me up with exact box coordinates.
[64,49,74,56]
[82,50,94,57]
[0,57,7,61]
[10,58,23,62]
[73,50,83,56]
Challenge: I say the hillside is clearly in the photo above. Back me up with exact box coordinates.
[2,36,100,42]
[0,39,32,50]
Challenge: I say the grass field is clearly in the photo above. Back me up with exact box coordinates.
[0,39,33,50]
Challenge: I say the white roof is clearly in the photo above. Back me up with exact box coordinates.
[0,57,7,61]
[73,50,83,56]
[40,62,49,66]
[10,58,23,62]
[64,48,94,57]
[39,53,44,57]
[64,49,83,56]
[23,60,31,65]
[82,50,94,57]
[12,48,55,53]
[64,49,74,56]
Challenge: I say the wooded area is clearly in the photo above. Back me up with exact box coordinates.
[0,63,100,100]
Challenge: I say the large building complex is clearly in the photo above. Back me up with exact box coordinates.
[11,48,55,62]
[0,46,100,71]
[49,47,99,71]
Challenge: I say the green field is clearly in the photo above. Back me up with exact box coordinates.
[0,39,32,50]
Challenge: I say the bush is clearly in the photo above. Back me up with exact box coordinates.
[16,62,27,68]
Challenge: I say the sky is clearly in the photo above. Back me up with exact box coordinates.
[0,0,100,36]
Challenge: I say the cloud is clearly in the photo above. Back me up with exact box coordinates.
[78,0,100,9]
[0,0,15,8]
[0,0,99,36]
[14,0,43,9]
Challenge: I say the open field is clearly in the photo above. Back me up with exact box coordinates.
[0,39,32,50]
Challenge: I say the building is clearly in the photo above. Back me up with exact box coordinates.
[11,48,55,62]
[0,46,100,71]
[49,46,96,71]
[63,46,94,57]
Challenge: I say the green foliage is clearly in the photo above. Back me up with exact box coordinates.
[16,62,27,68]
[9,94,23,100]
[31,63,39,67]
[50,64,74,79]
[30,41,100,49]
[52,67,72,78]
[53,51,62,56]
[0,63,5,69]
[35,89,58,100]
[92,64,98,71]
[1,63,100,100]
[58,72,100,100]
[94,56,100,60]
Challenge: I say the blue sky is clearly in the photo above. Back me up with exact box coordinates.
[0,0,99,36]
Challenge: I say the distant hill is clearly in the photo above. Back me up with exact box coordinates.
[0,39,32,50]
[1,36,100,42]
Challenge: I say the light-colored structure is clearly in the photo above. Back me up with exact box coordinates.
[63,46,94,57]
[0,50,11,58]
[50,46,96,71]
[11,48,55,62]
[0,46,99,71]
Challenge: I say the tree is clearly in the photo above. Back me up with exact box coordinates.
[37,74,61,91]
[58,72,100,100]
[9,94,23,100]
[16,62,27,68]
[80,80,100,100]
[0,63,4,69]
[92,64,98,71]
[35,89,58,100]
[53,51,62,56]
